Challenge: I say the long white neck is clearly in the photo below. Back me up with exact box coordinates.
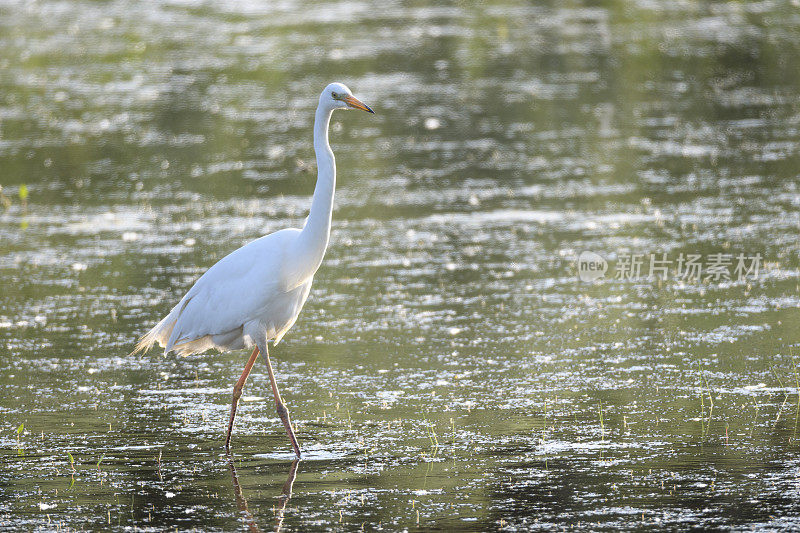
[285,104,335,289]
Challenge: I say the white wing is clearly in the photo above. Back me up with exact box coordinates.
[133,228,301,355]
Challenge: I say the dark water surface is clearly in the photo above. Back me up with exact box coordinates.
[1,0,800,530]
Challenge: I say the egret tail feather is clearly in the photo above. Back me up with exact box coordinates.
[130,314,177,356]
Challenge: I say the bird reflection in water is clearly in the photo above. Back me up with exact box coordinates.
[228,458,300,532]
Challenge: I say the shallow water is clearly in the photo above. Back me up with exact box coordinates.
[1,0,800,530]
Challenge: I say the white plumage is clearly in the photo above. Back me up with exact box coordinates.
[135,229,311,356]
[131,82,374,457]
[132,82,373,359]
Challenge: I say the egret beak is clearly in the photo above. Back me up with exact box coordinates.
[343,95,374,114]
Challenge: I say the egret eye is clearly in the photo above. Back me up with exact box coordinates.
[331,91,338,99]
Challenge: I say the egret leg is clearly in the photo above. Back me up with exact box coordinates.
[225,346,260,452]
[262,344,302,458]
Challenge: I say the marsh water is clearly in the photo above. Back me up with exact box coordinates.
[1,0,800,530]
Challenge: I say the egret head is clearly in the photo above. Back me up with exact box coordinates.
[320,82,374,114]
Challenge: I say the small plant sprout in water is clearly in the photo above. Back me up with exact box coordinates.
[427,422,440,458]
[155,450,163,481]
[18,184,29,228]
[96,455,107,486]
[769,364,791,429]
[18,184,28,206]
[15,423,24,456]
[695,364,715,442]
[66,452,76,490]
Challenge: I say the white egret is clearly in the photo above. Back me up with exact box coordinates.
[132,82,374,458]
